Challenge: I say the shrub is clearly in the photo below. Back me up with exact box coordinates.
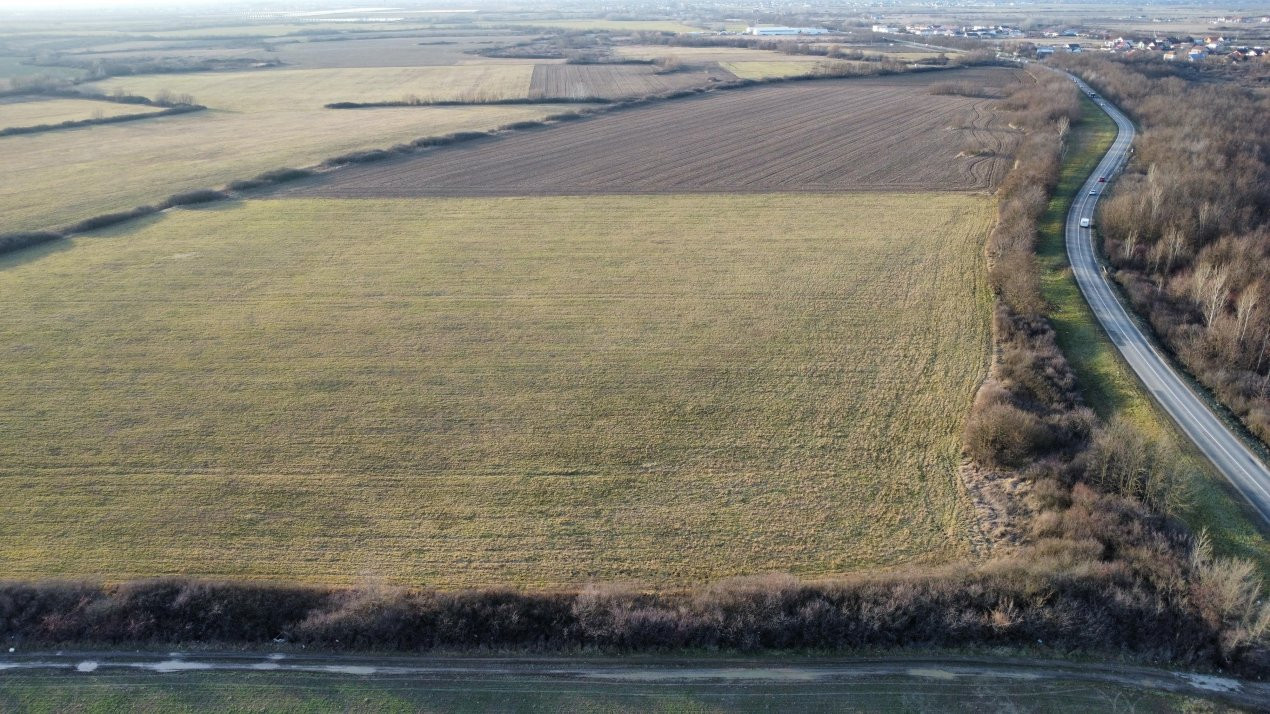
[227,167,314,191]
[64,205,157,234]
[322,149,392,167]
[0,231,63,255]
[161,189,227,208]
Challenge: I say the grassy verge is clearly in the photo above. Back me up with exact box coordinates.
[1036,96,1270,575]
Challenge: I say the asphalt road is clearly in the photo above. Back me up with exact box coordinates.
[1063,74,1270,525]
[2,651,1266,709]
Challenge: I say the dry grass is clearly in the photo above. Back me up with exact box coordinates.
[0,97,164,128]
[0,65,559,233]
[719,60,858,79]
[615,45,833,64]
[89,65,536,111]
[0,193,993,587]
[528,64,730,100]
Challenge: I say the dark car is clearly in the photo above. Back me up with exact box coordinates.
[1098,177,1107,182]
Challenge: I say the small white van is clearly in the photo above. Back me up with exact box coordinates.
[1079,217,1091,228]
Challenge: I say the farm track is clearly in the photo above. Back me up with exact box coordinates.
[286,68,1023,198]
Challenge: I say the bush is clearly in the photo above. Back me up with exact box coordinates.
[64,205,157,234]
[0,231,63,255]
[227,167,314,191]
[322,149,392,167]
[161,189,227,208]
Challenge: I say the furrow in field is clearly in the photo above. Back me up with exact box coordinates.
[282,68,1023,198]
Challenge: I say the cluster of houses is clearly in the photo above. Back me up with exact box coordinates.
[1097,34,1265,61]
[1028,32,1265,62]
[871,23,1023,39]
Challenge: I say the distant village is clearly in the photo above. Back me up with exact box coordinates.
[868,20,1269,62]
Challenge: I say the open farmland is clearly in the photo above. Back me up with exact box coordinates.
[90,65,537,111]
[0,103,559,233]
[272,35,540,68]
[0,61,567,233]
[719,59,854,80]
[528,63,734,100]
[288,68,1022,198]
[0,96,163,128]
[0,193,992,586]
[615,44,839,64]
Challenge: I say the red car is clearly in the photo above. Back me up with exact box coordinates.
[1098,177,1107,182]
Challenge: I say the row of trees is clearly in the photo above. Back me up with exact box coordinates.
[1056,54,1270,444]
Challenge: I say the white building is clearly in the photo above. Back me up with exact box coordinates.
[745,26,830,36]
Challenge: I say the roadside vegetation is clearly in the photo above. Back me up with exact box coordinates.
[1032,93,1270,575]
[1056,55,1270,453]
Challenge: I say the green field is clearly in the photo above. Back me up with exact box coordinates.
[1037,96,1270,574]
[0,192,992,587]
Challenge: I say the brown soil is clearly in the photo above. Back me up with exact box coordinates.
[528,63,736,100]
[284,68,1024,198]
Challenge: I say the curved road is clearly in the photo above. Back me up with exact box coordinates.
[1064,74,1270,525]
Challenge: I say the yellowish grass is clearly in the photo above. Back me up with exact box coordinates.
[0,193,993,587]
[90,65,536,112]
[719,60,857,80]
[0,97,164,128]
[0,65,554,233]
[616,45,831,63]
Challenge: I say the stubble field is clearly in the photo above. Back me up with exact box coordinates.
[0,193,993,586]
[289,68,1022,198]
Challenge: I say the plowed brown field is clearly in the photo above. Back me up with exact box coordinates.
[287,68,1022,198]
[528,63,736,100]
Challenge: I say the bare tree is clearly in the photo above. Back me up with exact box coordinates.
[1235,282,1260,342]
[1191,262,1230,326]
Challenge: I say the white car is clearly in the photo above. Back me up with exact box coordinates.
[1089,190,1098,195]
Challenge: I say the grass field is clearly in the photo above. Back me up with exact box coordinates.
[0,61,560,234]
[0,193,992,586]
[616,45,833,64]
[1037,96,1270,575]
[90,65,536,111]
[0,103,557,233]
[719,60,853,80]
[528,64,730,100]
[0,97,163,128]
